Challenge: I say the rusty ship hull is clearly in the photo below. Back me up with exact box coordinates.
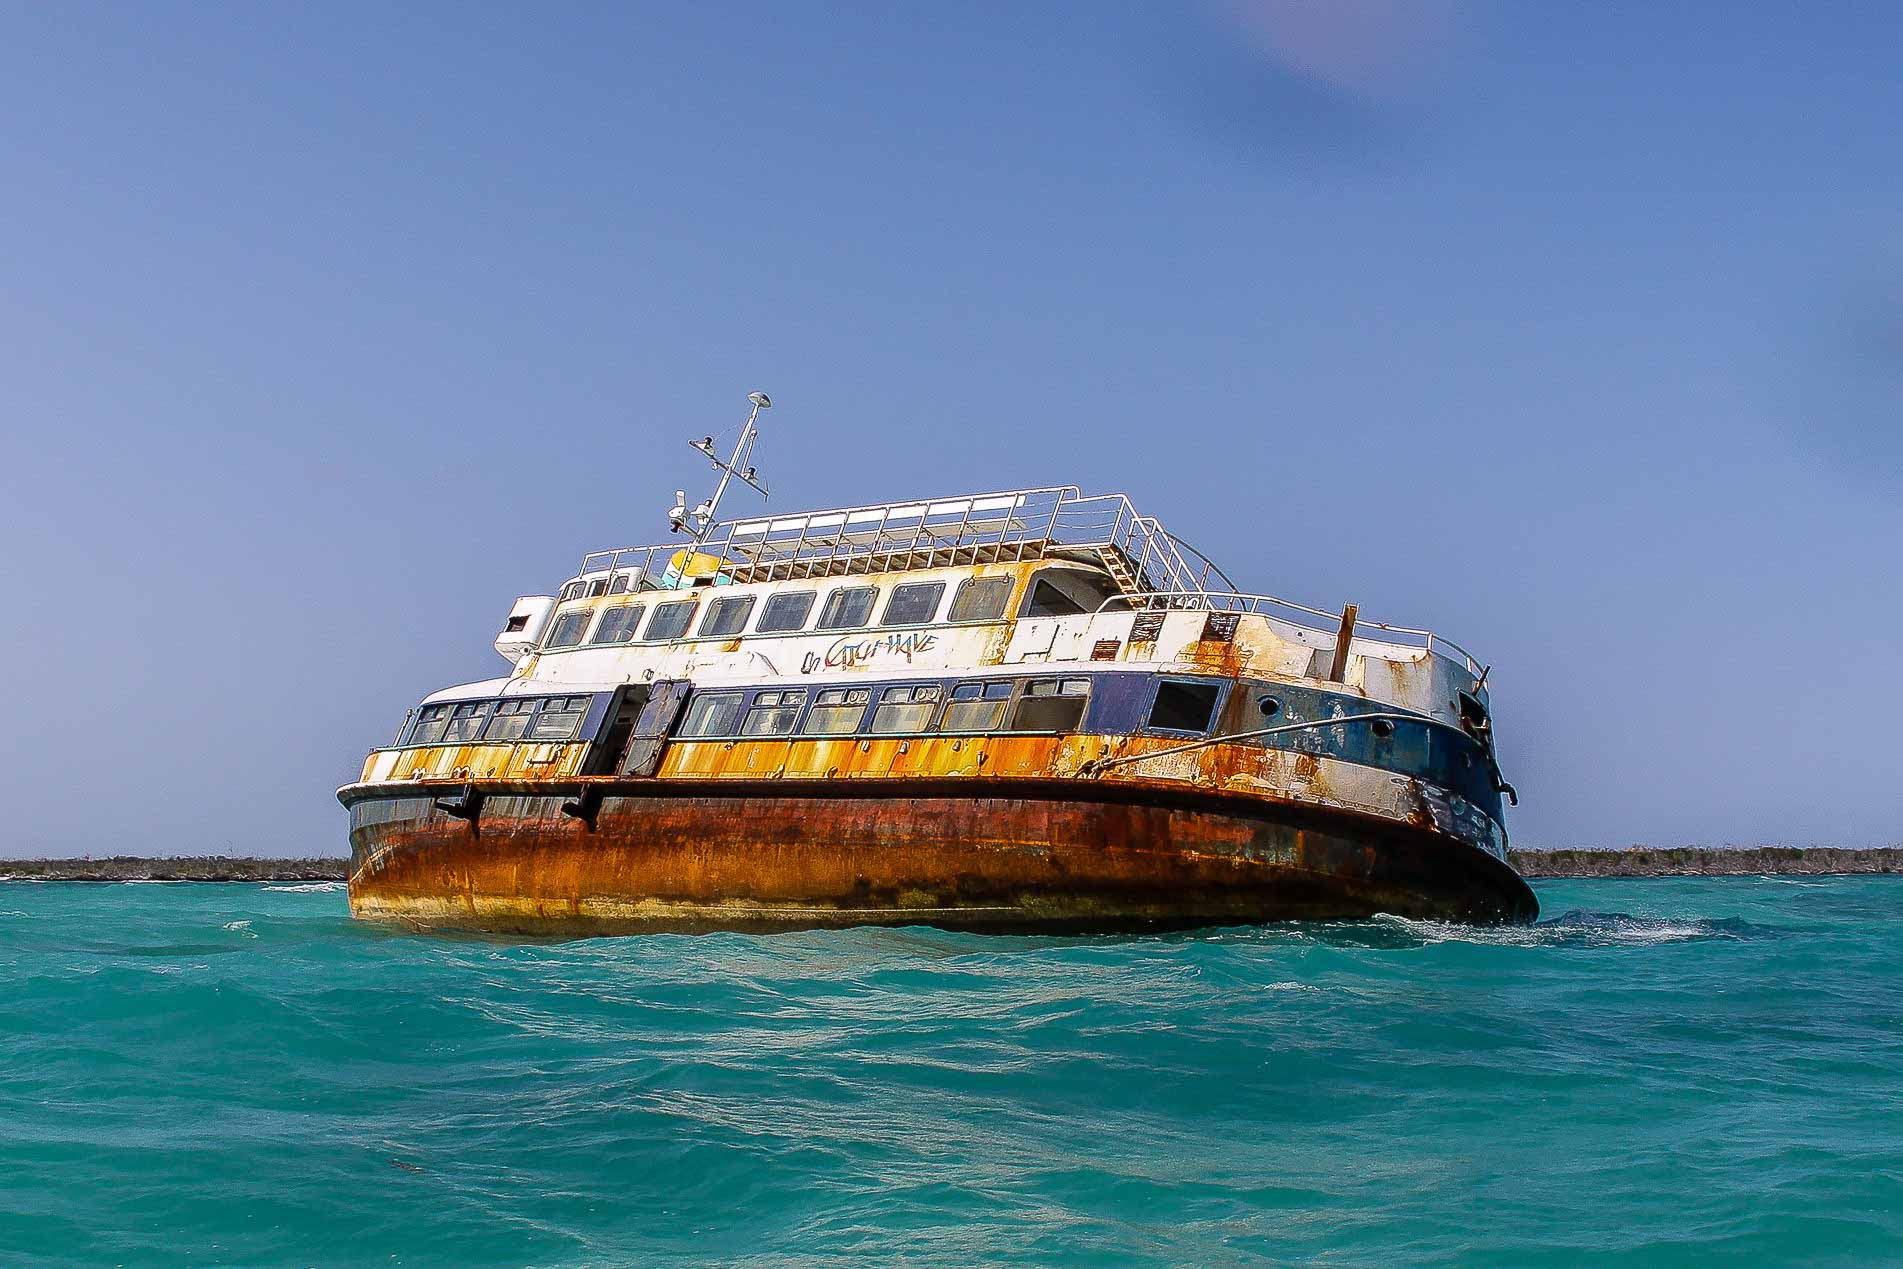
[343,777,1536,936]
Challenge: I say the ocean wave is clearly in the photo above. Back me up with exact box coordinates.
[263,881,347,893]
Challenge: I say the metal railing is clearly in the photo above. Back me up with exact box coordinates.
[1096,591,1483,676]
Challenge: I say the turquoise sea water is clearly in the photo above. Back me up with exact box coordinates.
[1,879,1899,1266]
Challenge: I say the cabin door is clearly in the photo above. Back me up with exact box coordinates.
[582,685,648,776]
[618,678,691,777]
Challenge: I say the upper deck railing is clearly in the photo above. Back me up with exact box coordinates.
[565,485,1482,674]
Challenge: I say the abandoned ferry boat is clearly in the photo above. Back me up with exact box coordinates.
[341,395,1535,934]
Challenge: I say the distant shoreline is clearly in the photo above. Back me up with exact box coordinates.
[2,848,1898,883]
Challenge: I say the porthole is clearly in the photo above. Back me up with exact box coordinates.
[1370,718,1396,739]
[1258,695,1281,717]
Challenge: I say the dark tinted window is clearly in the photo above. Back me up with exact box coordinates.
[529,695,593,740]
[1149,680,1221,733]
[1008,678,1090,732]
[482,698,537,741]
[678,692,744,738]
[442,701,490,743]
[948,577,1012,622]
[869,684,942,734]
[802,686,870,734]
[408,704,450,745]
[757,590,817,633]
[741,688,807,737]
[698,595,756,638]
[817,586,876,630]
[645,600,697,641]
[544,610,589,649]
[881,582,945,626]
[592,606,643,644]
[941,680,1014,732]
[1021,569,1123,617]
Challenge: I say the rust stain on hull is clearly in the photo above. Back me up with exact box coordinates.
[344,778,1536,937]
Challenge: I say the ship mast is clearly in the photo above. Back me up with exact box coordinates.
[668,391,772,544]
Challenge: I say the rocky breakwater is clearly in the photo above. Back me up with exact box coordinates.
[3,857,349,882]
[1510,847,1902,879]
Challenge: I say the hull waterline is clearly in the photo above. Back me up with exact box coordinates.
[343,778,1537,937]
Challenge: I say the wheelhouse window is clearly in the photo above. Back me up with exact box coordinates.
[869,684,942,734]
[741,688,807,737]
[560,581,587,601]
[644,600,697,642]
[1020,569,1124,618]
[948,577,1013,622]
[698,595,756,638]
[816,586,877,631]
[529,695,593,740]
[442,701,490,743]
[543,610,589,649]
[609,574,631,595]
[801,686,870,734]
[941,680,1015,732]
[1008,678,1090,732]
[408,704,451,745]
[1149,680,1221,733]
[757,590,817,633]
[482,698,538,741]
[591,606,644,644]
[880,582,945,627]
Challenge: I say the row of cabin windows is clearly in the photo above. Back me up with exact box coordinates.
[675,676,1093,740]
[541,574,1025,652]
[406,695,593,746]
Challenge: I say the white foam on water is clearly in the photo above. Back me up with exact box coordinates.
[223,920,258,939]
[263,881,346,893]
[1369,912,1740,949]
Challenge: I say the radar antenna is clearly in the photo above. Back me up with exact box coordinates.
[668,391,772,542]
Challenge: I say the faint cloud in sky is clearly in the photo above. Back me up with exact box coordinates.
[1219,0,1464,103]
[1796,270,1903,485]
[1145,1,1471,161]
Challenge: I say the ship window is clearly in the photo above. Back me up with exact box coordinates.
[816,586,877,631]
[442,701,490,743]
[408,704,451,745]
[1149,680,1221,733]
[529,695,592,740]
[482,698,538,742]
[644,600,697,642]
[560,581,587,601]
[678,691,744,738]
[881,582,945,627]
[591,606,644,644]
[1021,569,1122,618]
[698,595,756,638]
[588,579,609,598]
[741,688,807,737]
[1008,677,1090,732]
[948,577,1012,623]
[609,574,630,595]
[869,684,942,734]
[801,686,871,734]
[504,615,529,633]
[544,610,589,649]
[757,590,817,633]
[941,680,1015,732]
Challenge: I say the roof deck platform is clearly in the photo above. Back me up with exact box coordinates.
[563,486,1485,675]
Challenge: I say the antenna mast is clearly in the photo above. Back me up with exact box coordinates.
[669,391,772,544]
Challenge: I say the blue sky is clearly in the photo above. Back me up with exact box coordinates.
[2,2,1897,857]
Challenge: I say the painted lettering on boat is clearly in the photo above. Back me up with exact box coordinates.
[802,631,938,673]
